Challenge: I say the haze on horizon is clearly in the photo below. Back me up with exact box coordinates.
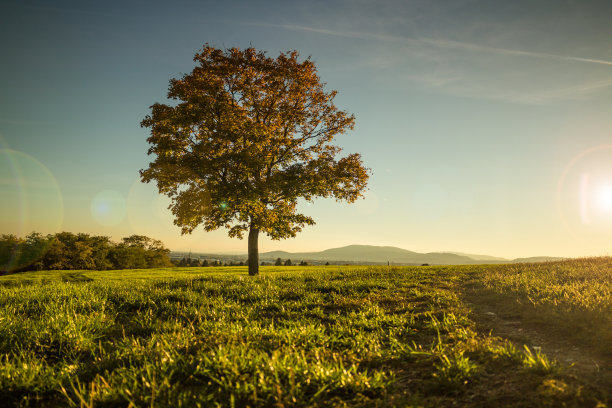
[2,0,612,260]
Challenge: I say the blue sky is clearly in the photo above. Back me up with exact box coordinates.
[2,0,612,258]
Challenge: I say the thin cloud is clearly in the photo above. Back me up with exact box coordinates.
[527,78,612,102]
[410,72,612,105]
[265,23,612,67]
[249,22,612,104]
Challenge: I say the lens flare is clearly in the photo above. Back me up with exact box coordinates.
[557,144,612,239]
[595,184,612,213]
[90,190,127,226]
[0,149,64,236]
[579,173,590,224]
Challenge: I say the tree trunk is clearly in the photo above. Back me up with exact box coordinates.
[248,225,259,276]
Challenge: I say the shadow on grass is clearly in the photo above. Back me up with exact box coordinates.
[459,280,612,390]
[61,273,94,283]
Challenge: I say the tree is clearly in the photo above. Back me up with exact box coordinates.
[87,235,113,270]
[120,235,172,268]
[274,257,283,266]
[141,45,369,276]
[284,259,292,266]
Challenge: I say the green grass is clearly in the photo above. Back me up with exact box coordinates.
[470,257,612,357]
[0,263,609,407]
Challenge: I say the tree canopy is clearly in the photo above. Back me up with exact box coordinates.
[141,45,369,275]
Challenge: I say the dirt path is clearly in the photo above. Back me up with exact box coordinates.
[461,288,612,388]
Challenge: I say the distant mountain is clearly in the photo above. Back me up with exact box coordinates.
[511,256,565,263]
[173,245,561,266]
[448,252,509,262]
[261,245,499,265]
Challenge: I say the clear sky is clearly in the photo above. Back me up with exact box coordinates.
[2,0,612,259]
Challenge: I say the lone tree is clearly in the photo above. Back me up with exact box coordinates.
[141,45,369,276]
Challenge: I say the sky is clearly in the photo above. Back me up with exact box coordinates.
[1,0,612,259]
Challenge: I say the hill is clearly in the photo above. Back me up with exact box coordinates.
[260,245,563,265]
[174,245,563,265]
[260,245,478,265]
[511,256,566,263]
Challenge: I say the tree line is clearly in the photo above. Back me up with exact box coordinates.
[174,258,245,267]
[274,258,309,266]
[0,232,172,274]
[174,258,311,267]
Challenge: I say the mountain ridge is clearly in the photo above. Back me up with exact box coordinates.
[260,245,487,265]
[172,244,564,265]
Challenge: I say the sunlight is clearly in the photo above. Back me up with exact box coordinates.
[557,145,612,236]
[595,184,612,213]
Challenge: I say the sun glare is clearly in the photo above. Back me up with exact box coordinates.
[595,184,612,213]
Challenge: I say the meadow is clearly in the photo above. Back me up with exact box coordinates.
[0,261,610,407]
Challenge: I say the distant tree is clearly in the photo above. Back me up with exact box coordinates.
[108,244,141,269]
[121,235,172,268]
[201,259,209,267]
[325,262,330,266]
[274,257,283,266]
[189,258,201,267]
[88,235,113,270]
[284,259,292,266]
[73,239,96,270]
[0,233,56,273]
[299,260,308,266]
[41,235,67,270]
[140,45,369,276]
[0,232,172,272]
[21,233,49,271]
[49,232,96,270]
[43,232,102,270]
[0,235,18,274]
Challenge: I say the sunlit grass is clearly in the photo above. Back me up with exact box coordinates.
[0,264,608,407]
[476,257,612,356]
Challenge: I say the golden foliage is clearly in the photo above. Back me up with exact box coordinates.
[140,45,369,240]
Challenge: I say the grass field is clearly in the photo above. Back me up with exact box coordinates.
[471,258,612,357]
[0,261,610,407]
